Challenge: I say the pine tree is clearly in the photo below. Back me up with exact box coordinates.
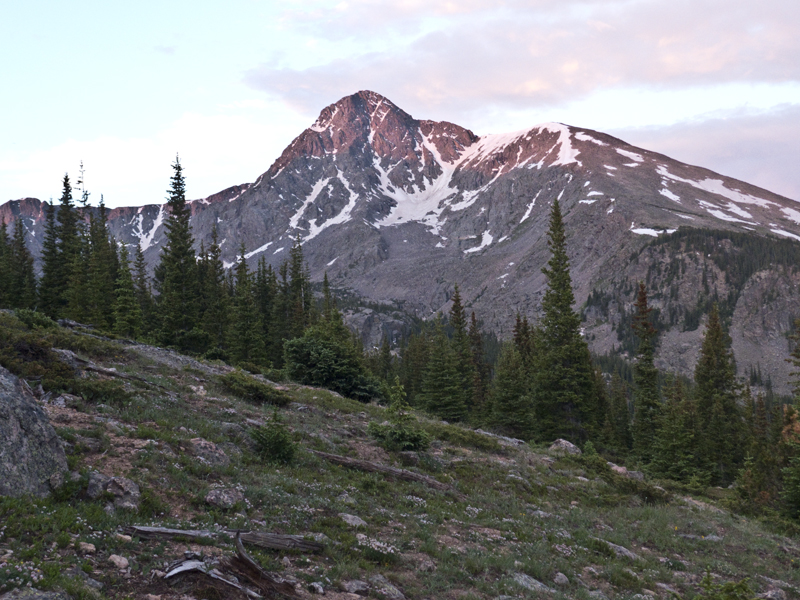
[288,236,312,337]
[229,245,265,364]
[468,312,490,421]
[420,320,467,421]
[607,372,633,451]
[255,257,277,350]
[7,219,37,309]
[113,244,143,338]
[268,262,291,367]
[631,282,661,462]
[154,156,200,350]
[449,284,475,410]
[694,303,743,484]
[0,220,10,308]
[490,343,533,438]
[650,376,702,482]
[399,329,431,407]
[132,243,155,336]
[85,198,117,329]
[532,199,598,442]
[200,225,229,352]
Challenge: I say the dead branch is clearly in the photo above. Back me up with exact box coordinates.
[238,531,324,554]
[225,533,300,598]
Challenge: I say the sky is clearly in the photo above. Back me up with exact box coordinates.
[2,0,799,207]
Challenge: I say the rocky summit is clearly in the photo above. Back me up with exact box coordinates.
[4,90,800,391]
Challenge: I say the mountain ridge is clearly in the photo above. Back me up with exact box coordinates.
[3,90,800,392]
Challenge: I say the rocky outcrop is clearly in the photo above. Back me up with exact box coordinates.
[0,366,67,497]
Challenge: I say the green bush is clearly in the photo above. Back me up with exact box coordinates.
[421,422,500,452]
[14,309,57,330]
[284,326,382,402]
[698,571,755,600]
[368,377,430,452]
[250,411,296,463]
[219,369,291,406]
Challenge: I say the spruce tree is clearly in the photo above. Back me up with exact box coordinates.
[468,312,490,421]
[420,320,467,421]
[490,343,533,438]
[229,245,265,364]
[0,220,9,308]
[694,303,743,484]
[154,156,200,350]
[200,225,229,352]
[399,329,430,407]
[86,199,117,329]
[255,257,276,348]
[532,199,598,442]
[132,243,155,335]
[650,376,702,482]
[631,282,661,462]
[113,244,143,338]
[607,372,633,451]
[8,219,37,309]
[449,284,475,410]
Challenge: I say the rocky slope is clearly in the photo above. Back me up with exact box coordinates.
[0,314,798,600]
[4,91,800,391]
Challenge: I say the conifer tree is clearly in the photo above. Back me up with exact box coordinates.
[449,284,475,410]
[132,244,155,335]
[606,372,633,451]
[268,262,291,367]
[85,199,117,329]
[8,219,37,309]
[229,245,265,364]
[288,236,312,336]
[200,226,229,352]
[694,303,743,484]
[113,244,142,338]
[490,343,533,438]
[420,320,466,421]
[255,257,277,347]
[154,156,200,350]
[631,282,661,461]
[532,199,598,442]
[399,329,431,407]
[0,220,9,308]
[468,312,490,420]
[650,376,702,482]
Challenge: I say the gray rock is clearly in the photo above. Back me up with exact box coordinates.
[0,590,71,600]
[86,471,111,499]
[339,513,367,527]
[308,581,325,594]
[554,572,569,585]
[513,572,556,593]
[189,437,230,466]
[656,583,679,594]
[758,590,787,600]
[107,476,141,510]
[548,438,581,455]
[369,574,405,600]
[205,487,244,509]
[588,591,609,600]
[0,366,68,497]
[342,580,370,594]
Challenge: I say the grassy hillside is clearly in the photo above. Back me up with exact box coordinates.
[0,312,797,600]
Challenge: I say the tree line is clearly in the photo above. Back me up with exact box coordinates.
[3,159,800,520]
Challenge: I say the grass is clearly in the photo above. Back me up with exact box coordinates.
[0,320,798,599]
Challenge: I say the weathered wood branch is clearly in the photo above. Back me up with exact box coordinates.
[310,449,466,500]
[226,533,300,598]
[124,525,217,541]
[125,525,324,554]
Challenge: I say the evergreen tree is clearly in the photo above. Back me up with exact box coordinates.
[154,156,200,350]
[132,243,155,335]
[0,220,9,307]
[255,257,277,350]
[468,312,490,421]
[288,236,312,336]
[694,303,743,484]
[200,225,229,352]
[532,199,598,442]
[85,198,117,329]
[7,219,37,309]
[113,244,142,338]
[268,262,291,367]
[490,343,533,438]
[650,376,702,482]
[420,320,467,421]
[606,372,633,451]
[229,245,265,364]
[449,284,475,410]
[399,329,431,407]
[631,282,661,461]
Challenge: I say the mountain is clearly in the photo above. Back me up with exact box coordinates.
[4,90,800,393]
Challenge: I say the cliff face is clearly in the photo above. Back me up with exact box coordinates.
[4,90,800,392]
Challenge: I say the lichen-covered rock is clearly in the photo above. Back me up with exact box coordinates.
[0,589,71,600]
[0,366,67,497]
[205,487,244,509]
[189,437,230,466]
[548,439,581,455]
[86,472,141,510]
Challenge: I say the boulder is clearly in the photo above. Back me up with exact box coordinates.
[0,366,67,497]
[548,439,581,455]
[205,487,244,509]
[189,438,230,466]
[86,471,141,510]
[0,590,71,600]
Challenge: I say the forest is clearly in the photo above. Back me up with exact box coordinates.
[2,158,800,528]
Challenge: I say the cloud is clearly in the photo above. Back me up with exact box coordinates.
[154,45,177,55]
[610,104,800,201]
[249,0,800,118]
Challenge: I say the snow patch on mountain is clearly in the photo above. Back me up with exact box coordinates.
[575,132,607,146]
[136,205,165,252]
[520,190,542,223]
[659,188,681,203]
[771,228,800,241]
[464,230,493,254]
[290,177,333,230]
[617,149,644,163]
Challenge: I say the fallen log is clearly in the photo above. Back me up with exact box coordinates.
[125,525,324,554]
[310,450,466,500]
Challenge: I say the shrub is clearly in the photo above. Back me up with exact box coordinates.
[697,571,755,600]
[283,326,382,402]
[219,370,291,406]
[14,309,57,330]
[369,377,430,452]
[250,411,296,463]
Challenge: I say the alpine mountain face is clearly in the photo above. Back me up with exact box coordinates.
[4,90,800,392]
